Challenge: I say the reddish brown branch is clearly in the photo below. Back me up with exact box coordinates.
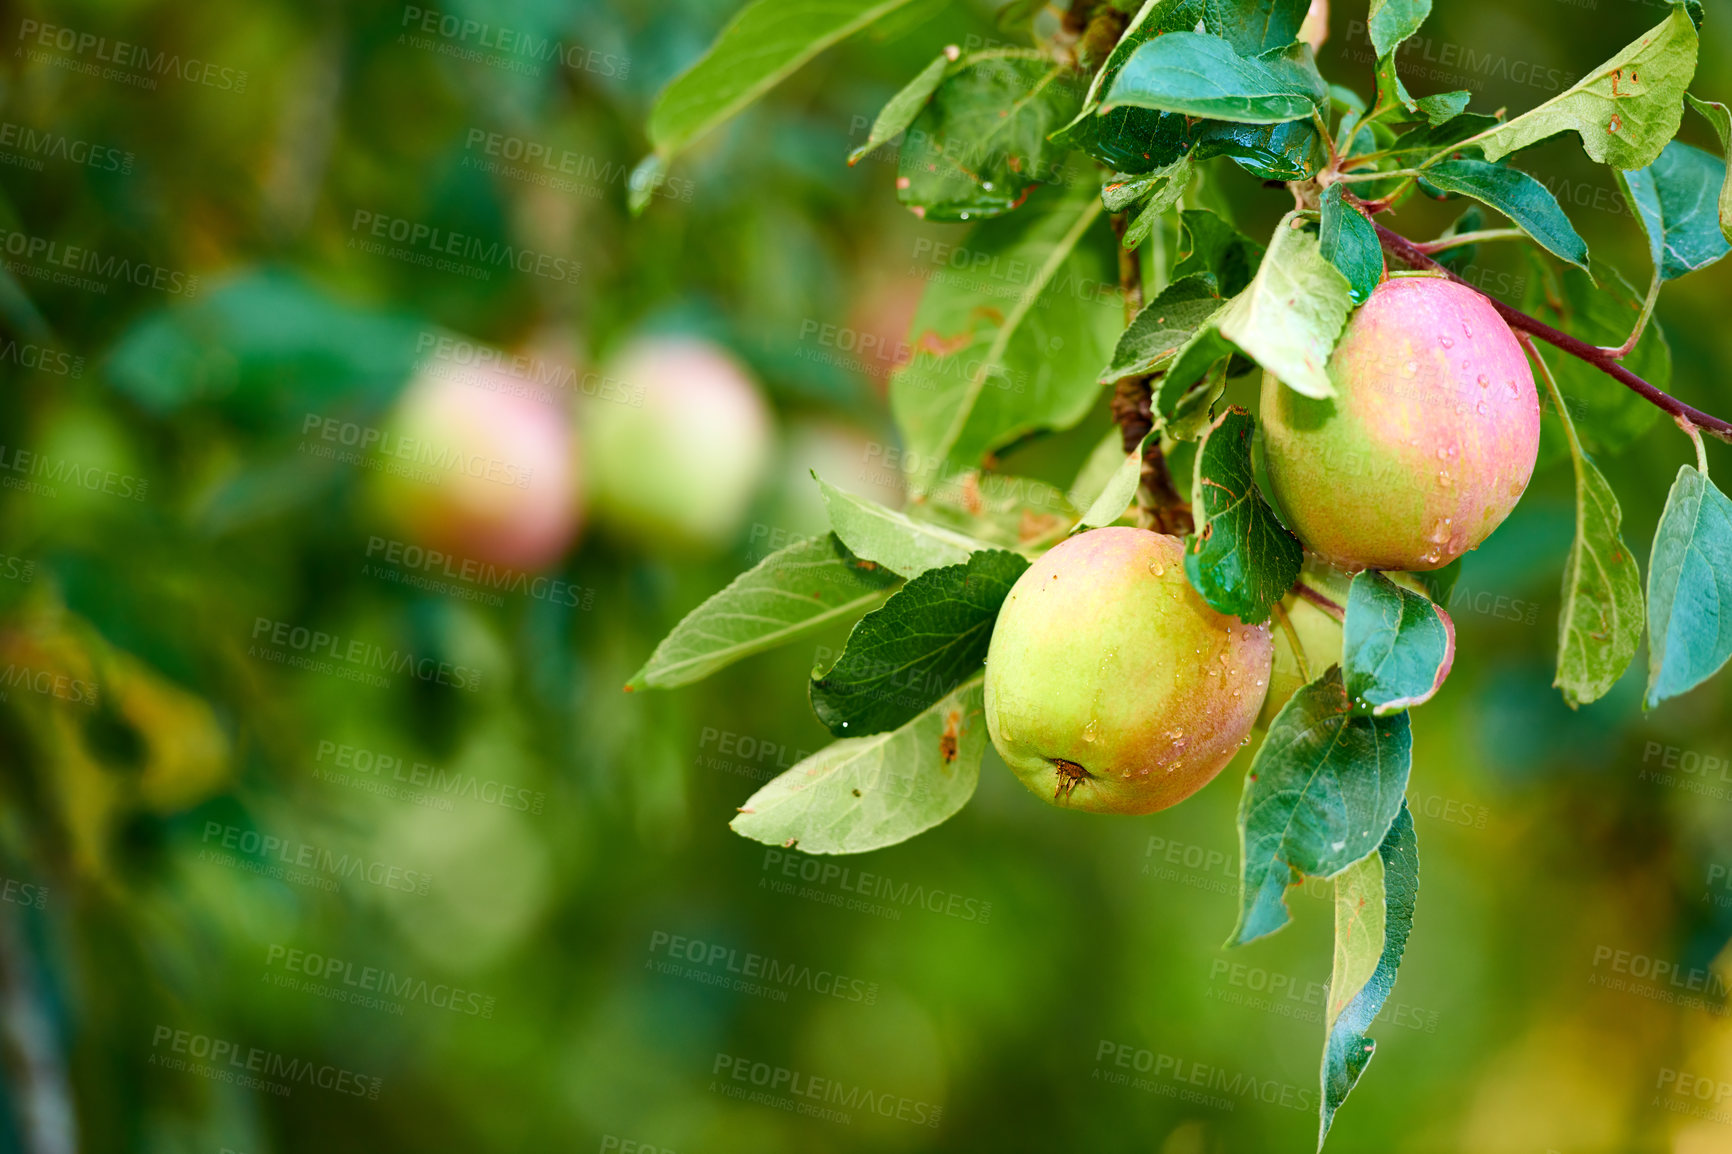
[1293,581,1345,621]
[1373,221,1732,444]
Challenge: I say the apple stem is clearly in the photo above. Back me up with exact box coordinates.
[1410,228,1527,255]
[1679,417,1710,476]
[1270,601,1312,683]
[1596,271,1662,360]
[1374,221,1732,445]
[1292,581,1345,623]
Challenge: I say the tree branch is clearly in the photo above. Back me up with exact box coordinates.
[1109,210,1193,536]
[1374,221,1732,445]
[1293,581,1345,622]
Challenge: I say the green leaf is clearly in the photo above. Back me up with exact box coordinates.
[1102,165,1175,213]
[1153,323,1237,427]
[1174,210,1265,296]
[1169,359,1233,442]
[1051,0,1204,174]
[628,534,900,690]
[1066,429,1134,512]
[1099,274,1224,382]
[1065,0,1206,123]
[1420,159,1590,272]
[1551,404,1645,708]
[1621,141,1731,280]
[1374,52,1417,117]
[1384,112,1503,164]
[1366,0,1431,58]
[1523,260,1671,458]
[811,551,1026,736]
[1184,407,1303,624]
[910,472,1078,551]
[1412,90,1471,126]
[731,679,987,854]
[1320,804,1419,1149]
[1105,33,1328,125]
[1645,465,1732,707]
[1115,154,1197,248]
[898,56,1081,221]
[1318,184,1384,304]
[1216,211,1354,399]
[1204,0,1310,55]
[1342,571,1456,715]
[890,186,1121,489]
[848,52,951,166]
[1073,432,1156,531]
[817,475,997,578]
[1684,94,1732,243]
[641,0,921,200]
[1465,4,1699,171]
[1194,117,1327,180]
[1230,667,1412,946]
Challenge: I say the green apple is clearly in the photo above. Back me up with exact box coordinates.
[1261,276,1540,571]
[587,336,774,553]
[984,527,1273,815]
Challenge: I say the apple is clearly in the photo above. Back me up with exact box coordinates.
[587,336,775,553]
[984,527,1273,815]
[1260,276,1539,571]
[372,363,583,571]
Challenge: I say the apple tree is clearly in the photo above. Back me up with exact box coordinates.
[627,0,1731,1145]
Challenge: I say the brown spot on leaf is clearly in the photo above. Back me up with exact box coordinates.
[939,710,963,764]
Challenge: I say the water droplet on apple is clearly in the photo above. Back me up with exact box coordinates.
[1476,400,1489,415]
[1440,335,1455,348]
[1477,375,1490,388]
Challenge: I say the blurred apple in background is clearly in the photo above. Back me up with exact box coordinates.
[586,335,774,553]
[371,360,585,572]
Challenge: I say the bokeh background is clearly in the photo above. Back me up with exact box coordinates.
[0,0,1730,1151]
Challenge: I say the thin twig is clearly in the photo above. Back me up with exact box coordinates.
[1293,581,1345,622]
[1375,221,1732,444]
[1270,601,1312,683]
[1410,228,1527,254]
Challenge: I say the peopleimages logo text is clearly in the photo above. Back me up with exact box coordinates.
[200,822,433,895]
[149,1025,381,1097]
[249,616,483,691]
